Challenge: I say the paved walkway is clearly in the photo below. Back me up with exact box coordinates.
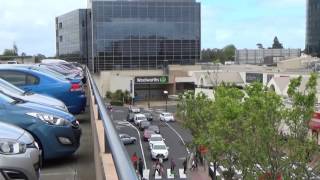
[40,108,96,180]
[188,165,211,180]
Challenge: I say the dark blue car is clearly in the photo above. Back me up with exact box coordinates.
[0,92,81,160]
[0,65,86,114]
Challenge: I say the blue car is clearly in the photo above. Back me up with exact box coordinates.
[0,65,86,114]
[0,92,81,160]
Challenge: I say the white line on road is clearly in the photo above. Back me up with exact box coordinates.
[165,122,190,154]
[126,123,148,169]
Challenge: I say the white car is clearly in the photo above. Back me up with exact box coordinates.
[150,141,169,160]
[129,106,140,113]
[134,113,147,125]
[159,112,175,122]
[148,134,165,150]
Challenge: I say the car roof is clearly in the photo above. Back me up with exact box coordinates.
[135,113,146,117]
[150,134,162,138]
[119,133,129,136]
[152,141,166,146]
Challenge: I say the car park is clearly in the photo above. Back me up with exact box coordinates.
[119,134,136,145]
[148,125,160,134]
[0,122,41,180]
[144,112,153,121]
[134,113,147,125]
[0,92,81,160]
[0,65,86,114]
[150,141,169,160]
[148,134,165,150]
[143,129,156,141]
[139,120,151,131]
[129,106,140,113]
[159,112,175,122]
[0,78,68,112]
[126,112,135,122]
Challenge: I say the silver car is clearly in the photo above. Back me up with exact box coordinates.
[0,78,68,112]
[0,122,41,180]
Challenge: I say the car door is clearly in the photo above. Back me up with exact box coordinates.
[122,134,131,144]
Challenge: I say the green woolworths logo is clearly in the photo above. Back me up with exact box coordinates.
[160,76,167,83]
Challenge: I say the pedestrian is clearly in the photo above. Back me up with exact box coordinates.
[138,158,144,179]
[190,157,197,171]
[170,159,176,175]
[183,158,187,174]
[155,161,161,176]
[131,152,138,170]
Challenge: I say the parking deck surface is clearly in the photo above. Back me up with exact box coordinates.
[40,108,95,180]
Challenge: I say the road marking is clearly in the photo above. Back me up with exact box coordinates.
[165,122,190,154]
[167,169,175,179]
[155,172,162,179]
[143,169,150,180]
[125,123,147,169]
[179,169,187,179]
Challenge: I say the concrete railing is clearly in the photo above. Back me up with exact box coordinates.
[86,67,138,180]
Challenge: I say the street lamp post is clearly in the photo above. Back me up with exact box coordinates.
[163,90,168,112]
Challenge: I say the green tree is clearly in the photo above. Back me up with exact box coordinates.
[13,43,18,56]
[222,44,236,62]
[2,49,16,56]
[272,36,284,49]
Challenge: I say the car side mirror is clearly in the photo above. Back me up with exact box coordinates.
[163,138,166,141]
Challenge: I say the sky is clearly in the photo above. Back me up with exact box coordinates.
[0,0,306,56]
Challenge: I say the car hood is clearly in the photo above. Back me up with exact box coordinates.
[0,122,25,141]
[23,94,68,112]
[17,102,75,122]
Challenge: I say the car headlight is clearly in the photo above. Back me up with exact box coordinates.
[0,139,26,155]
[26,112,72,126]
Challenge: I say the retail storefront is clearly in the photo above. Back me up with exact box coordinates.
[134,76,170,101]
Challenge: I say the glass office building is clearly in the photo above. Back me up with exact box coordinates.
[56,9,89,64]
[57,0,201,72]
[306,0,320,56]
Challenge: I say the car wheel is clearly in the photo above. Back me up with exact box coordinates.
[132,140,136,144]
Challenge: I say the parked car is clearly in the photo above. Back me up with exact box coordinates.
[134,113,147,125]
[38,63,86,84]
[139,120,151,131]
[143,129,156,141]
[0,65,86,114]
[149,134,165,150]
[0,78,68,112]
[0,92,81,160]
[148,125,160,134]
[129,106,140,113]
[127,112,135,122]
[144,112,153,121]
[0,122,41,180]
[159,112,175,122]
[150,141,169,160]
[119,134,136,145]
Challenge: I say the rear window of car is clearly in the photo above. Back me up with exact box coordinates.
[33,67,67,81]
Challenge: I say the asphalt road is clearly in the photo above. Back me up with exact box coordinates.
[110,105,193,180]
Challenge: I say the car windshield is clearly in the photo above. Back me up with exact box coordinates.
[150,137,162,141]
[0,93,15,103]
[0,79,24,95]
[153,144,166,150]
[164,114,172,117]
[137,116,147,120]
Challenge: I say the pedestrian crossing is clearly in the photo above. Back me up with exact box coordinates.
[142,168,187,179]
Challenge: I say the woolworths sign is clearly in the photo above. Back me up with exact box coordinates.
[135,76,168,84]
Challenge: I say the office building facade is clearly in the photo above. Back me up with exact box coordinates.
[306,0,320,56]
[56,9,89,64]
[57,0,201,72]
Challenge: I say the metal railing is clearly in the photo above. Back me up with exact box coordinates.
[86,67,138,180]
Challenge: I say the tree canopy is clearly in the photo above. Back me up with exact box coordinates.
[201,44,236,64]
[178,74,319,179]
[272,36,284,49]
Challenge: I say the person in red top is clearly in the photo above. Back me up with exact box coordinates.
[131,152,138,170]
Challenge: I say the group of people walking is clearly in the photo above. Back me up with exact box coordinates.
[131,152,200,179]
